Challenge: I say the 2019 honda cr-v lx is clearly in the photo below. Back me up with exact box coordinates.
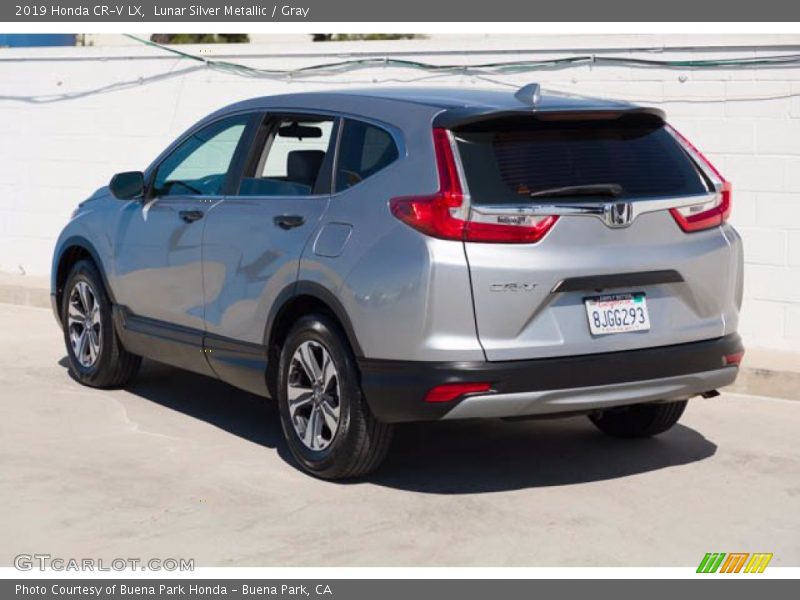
[52,85,744,479]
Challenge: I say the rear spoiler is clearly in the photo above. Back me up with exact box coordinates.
[433,106,666,130]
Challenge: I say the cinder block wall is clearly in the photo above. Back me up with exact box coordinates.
[1,34,798,351]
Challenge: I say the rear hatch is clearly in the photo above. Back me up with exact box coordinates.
[452,111,735,361]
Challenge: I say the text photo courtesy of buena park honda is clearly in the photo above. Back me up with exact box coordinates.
[1,28,799,573]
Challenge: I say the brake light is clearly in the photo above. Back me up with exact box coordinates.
[666,125,732,233]
[465,213,558,243]
[389,128,557,243]
[424,382,492,403]
[389,128,465,240]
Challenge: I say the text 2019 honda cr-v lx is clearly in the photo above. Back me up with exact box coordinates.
[51,85,744,478]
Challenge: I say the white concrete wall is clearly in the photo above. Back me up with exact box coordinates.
[1,34,799,351]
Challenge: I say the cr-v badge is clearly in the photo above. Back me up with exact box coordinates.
[490,283,537,292]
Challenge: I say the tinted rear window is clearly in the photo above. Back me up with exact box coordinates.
[335,119,399,192]
[454,116,708,205]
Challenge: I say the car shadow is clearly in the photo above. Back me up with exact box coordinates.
[58,357,718,493]
[371,418,716,494]
[59,357,283,450]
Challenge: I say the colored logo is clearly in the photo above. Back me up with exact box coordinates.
[697,553,773,573]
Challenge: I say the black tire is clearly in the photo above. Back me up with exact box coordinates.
[588,400,688,438]
[276,314,393,479]
[61,259,141,388]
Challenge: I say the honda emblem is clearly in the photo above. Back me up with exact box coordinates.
[603,202,634,228]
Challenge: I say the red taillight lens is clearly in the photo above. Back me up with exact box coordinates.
[424,382,492,403]
[464,215,559,243]
[666,125,732,233]
[389,128,465,240]
[670,180,731,233]
[389,128,557,243]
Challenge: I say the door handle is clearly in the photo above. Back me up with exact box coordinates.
[273,215,305,230]
[179,210,204,223]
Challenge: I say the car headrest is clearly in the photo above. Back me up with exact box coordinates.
[287,150,326,187]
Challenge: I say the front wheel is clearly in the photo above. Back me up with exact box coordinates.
[588,400,688,438]
[62,259,141,388]
[276,314,392,479]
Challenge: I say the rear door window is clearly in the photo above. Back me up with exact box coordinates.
[454,115,708,205]
[238,116,336,197]
[335,119,399,192]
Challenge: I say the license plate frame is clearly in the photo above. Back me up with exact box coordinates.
[584,292,651,336]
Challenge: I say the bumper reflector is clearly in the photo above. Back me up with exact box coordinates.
[424,382,492,403]
[724,351,745,366]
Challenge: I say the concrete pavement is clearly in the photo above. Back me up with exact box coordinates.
[1,303,798,567]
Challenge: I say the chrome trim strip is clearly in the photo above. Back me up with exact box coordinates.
[468,192,719,227]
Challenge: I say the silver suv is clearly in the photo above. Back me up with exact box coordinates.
[52,86,744,479]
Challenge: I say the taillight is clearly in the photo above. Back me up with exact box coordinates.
[389,128,557,243]
[465,213,559,243]
[666,125,732,233]
[389,128,465,240]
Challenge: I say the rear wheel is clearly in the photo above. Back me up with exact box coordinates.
[276,314,392,479]
[62,259,141,388]
[588,400,688,438]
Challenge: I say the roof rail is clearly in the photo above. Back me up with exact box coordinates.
[514,83,541,107]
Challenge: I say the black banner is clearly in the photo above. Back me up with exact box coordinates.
[5,579,799,600]
[3,0,800,22]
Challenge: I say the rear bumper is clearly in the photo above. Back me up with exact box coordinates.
[358,333,743,423]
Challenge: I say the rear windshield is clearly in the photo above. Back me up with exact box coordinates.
[454,115,708,205]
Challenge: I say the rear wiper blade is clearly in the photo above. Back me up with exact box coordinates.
[528,184,623,199]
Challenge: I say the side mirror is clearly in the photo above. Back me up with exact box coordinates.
[109,171,145,200]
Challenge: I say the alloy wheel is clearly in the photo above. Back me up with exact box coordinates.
[67,280,102,368]
[287,340,341,451]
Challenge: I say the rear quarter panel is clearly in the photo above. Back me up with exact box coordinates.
[296,103,484,361]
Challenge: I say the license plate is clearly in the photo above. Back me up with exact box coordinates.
[584,292,651,335]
